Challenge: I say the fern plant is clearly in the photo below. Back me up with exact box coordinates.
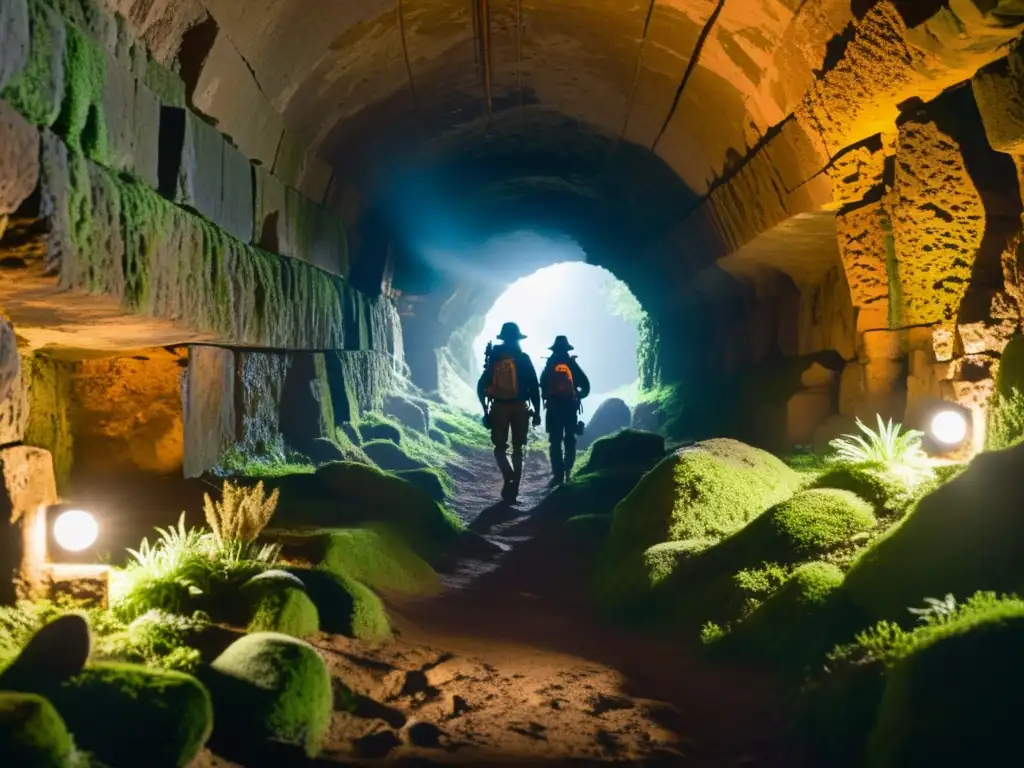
[828,415,929,470]
[203,480,281,563]
[908,594,958,624]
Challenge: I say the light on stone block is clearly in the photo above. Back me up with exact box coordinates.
[930,409,968,447]
[51,509,98,553]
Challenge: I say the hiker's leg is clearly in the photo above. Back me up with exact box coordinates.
[547,421,564,479]
[490,404,514,482]
[564,424,578,478]
[510,404,529,486]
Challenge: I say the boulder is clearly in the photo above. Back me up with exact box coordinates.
[207,633,333,757]
[317,526,440,596]
[579,429,665,475]
[383,395,429,433]
[362,440,425,472]
[245,569,306,590]
[284,566,392,641]
[865,611,1024,767]
[306,437,345,466]
[0,692,74,767]
[359,421,402,444]
[765,489,876,559]
[37,663,212,768]
[631,400,660,432]
[0,615,90,692]
[394,467,447,502]
[606,439,801,558]
[581,398,631,447]
[244,582,320,639]
[0,99,39,216]
[972,51,1024,155]
[844,441,1024,622]
[277,462,462,564]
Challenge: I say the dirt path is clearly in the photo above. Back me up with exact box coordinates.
[202,445,792,766]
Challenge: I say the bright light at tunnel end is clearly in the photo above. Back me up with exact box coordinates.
[930,409,968,447]
[53,510,99,552]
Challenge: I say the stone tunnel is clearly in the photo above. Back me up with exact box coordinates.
[3,0,1024,759]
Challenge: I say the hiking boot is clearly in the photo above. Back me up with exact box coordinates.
[501,479,518,502]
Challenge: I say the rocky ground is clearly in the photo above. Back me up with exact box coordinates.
[198,445,789,767]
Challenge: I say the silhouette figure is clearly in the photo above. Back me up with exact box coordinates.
[478,322,541,502]
[540,335,590,486]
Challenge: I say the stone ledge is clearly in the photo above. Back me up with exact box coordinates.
[0,129,391,354]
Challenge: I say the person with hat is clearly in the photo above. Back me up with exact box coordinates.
[540,335,591,486]
[477,321,541,502]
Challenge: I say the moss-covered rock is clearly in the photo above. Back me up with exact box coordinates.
[284,567,392,642]
[716,562,856,676]
[844,442,1024,622]
[207,632,333,758]
[276,461,462,564]
[0,692,75,768]
[43,662,212,768]
[383,394,429,433]
[318,526,440,596]
[767,489,876,559]
[864,611,1024,767]
[244,582,320,639]
[607,439,800,559]
[428,428,450,446]
[986,333,1024,450]
[535,467,652,522]
[812,465,914,518]
[579,428,665,475]
[362,439,425,472]
[0,614,90,692]
[394,467,449,502]
[359,421,401,444]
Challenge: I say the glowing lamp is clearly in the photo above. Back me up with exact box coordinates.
[930,409,968,447]
[52,510,99,552]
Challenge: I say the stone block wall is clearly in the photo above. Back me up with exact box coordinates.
[0,0,378,354]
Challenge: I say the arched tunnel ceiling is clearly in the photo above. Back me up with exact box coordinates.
[191,0,826,196]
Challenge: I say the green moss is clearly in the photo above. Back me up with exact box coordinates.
[805,593,1024,766]
[42,662,212,768]
[0,692,75,768]
[1,0,63,126]
[768,489,876,559]
[359,420,402,444]
[432,408,491,452]
[579,429,665,475]
[245,585,320,639]
[318,526,440,596]
[361,439,423,471]
[115,173,174,310]
[285,567,392,642]
[606,439,800,559]
[53,19,106,160]
[714,562,857,676]
[811,465,915,518]
[535,467,650,522]
[207,632,333,757]
[844,443,1024,622]
[330,427,374,466]
[986,334,1024,450]
[275,462,462,565]
[865,609,1024,766]
[393,467,450,502]
[22,354,75,489]
[143,58,185,107]
[217,448,315,478]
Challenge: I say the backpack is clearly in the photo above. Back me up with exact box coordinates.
[487,354,519,400]
[547,361,576,400]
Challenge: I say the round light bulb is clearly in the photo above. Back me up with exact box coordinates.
[53,510,98,552]
[930,410,968,446]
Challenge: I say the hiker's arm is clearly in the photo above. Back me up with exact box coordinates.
[476,367,489,413]
[525,357,541,414]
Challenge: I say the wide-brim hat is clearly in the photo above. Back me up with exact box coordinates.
[549,335,574,351]
[497,322,526,341]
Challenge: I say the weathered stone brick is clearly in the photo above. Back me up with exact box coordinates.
[0,98,39,216]
[0,0,30,91]
[0,445,58,601]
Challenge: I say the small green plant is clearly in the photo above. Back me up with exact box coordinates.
[203,480,282,564]
[907,594,958,625]
[700,621,726,645]
[829,415,927,468]
[94,610,208,673]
